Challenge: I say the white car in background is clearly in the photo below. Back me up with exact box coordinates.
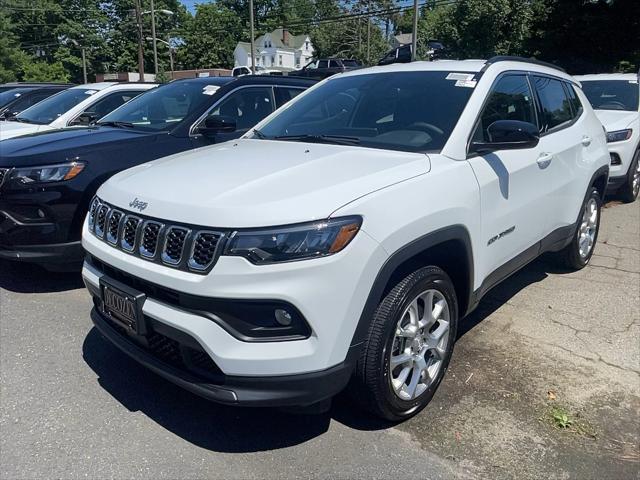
[576,73,640,202]
[0,82,157,141]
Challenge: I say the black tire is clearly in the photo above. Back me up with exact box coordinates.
[349,266,458,421]
[556,187,602,270]
[618,149,640,203]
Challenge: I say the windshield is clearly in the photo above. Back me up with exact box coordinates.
[581,80,639,111]
[256,71,475,152]
[16,88,98,124]
[0,88,33,108]
[98,81,223,131]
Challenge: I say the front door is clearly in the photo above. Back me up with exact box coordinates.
[467,73,548,285]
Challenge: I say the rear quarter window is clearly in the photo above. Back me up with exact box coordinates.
[533,76,574,132]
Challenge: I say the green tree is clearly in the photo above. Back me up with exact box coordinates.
[21,60,70,81]
[0,9,30,82]
[180,2,243,69]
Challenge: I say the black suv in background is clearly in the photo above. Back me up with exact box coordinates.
[0,84,73,119]
[0,75,315,269]
[288,58,362,79]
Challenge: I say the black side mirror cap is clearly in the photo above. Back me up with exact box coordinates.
[199,115,237,137]
[471,120,540,153]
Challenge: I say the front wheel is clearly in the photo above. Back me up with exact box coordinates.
[349,266,458,421]
[556,187,602,270]
[618,150,639,203]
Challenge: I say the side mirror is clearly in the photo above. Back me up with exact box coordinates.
[71,112,98,126]
[471,120,540,153]
[198,115,237,138]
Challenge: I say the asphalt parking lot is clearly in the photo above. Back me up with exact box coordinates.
[1,200,638,480]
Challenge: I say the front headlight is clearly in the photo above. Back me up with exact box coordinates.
[224,216,362,264]
[606,129,632,143]
[9,161,85,184]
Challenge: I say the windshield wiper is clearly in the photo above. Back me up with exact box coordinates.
[252,128,269,139]
[10,117,35,124]
[97,121,136,129]
[274,134,361,146]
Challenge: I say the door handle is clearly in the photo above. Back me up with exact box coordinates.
[537,152,553,169]
[581,135,592,147]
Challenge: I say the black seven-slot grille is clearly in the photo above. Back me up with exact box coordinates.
[88,197,225,274]
[0,168,8,188]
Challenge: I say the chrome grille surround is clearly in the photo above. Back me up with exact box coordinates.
[121,215,141,252]
[87,197,101,231]
[106,210,123,245]
[188,231,223,272]
[87,197,225,274]
[161,226,191,266]
[139,220,164,258]
[94,205,109,238]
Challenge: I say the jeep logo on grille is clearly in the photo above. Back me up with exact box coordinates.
[129,198,148,211]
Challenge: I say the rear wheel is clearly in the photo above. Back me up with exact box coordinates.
[556,187,602,270]
[349,266,458,421]
[618,150,639,203]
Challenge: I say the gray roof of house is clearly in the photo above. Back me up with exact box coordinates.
[238,28,310,53]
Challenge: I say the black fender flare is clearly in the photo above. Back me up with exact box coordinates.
[349,224,474,347]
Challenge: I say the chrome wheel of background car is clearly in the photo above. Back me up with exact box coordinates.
[632,158,640,197]
[578,198,598,258]
[389,289,450,401]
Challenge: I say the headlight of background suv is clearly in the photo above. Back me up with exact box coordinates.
[224,216,362,264]
[606,129,632,143]
[9,161,85,184]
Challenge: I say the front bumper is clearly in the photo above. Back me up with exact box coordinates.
[90,307,356,407]
[82,221,387,377]
[0,184,85,262]
[606,136,638,184]
[0,239,83,263]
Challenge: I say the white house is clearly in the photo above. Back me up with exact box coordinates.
[234,28,315,72]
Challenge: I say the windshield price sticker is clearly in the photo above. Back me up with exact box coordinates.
[202,85,220,95]
[455,79,477,88]
[446,73,475,82]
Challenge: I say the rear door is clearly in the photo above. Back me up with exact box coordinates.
[532,76,592,234]
[467,73,548,285]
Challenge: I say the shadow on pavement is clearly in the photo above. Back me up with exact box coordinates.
[82,328,393,453]
[81,254,569,452]
[0,259,84,293]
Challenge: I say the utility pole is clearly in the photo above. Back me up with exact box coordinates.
[167,35,174,78]
[366,2,371,64]
[134,0,145,81]
[249,0,256,73]
[411,0,418,61]
[81,47,87,83]
[150,0,159,75]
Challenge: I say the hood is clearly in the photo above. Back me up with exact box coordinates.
[593,110,638,131]
[99,139,430,227]
[0,126,158,166]
[0,121,49,141]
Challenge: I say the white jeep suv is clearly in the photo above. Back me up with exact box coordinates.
[81,57,609,420]
[575,73,640,202]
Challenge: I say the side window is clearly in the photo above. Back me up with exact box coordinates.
[533,76,573,132]
[274,87,304,108]
[80,90,142,121]
[207,87,273,130]
[305,60,318,70]
[318,60,329,69]
[329,60,340,68]
[564,83,583,118]
[472,75,536,142]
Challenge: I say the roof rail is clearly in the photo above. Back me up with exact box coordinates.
[481,56,567,74]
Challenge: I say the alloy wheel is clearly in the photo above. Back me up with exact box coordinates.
[578,197,598,258]
[389,289,450,401]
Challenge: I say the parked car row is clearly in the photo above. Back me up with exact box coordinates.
[0,58,637,422]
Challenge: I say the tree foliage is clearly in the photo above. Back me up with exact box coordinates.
[0,0,637,82]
